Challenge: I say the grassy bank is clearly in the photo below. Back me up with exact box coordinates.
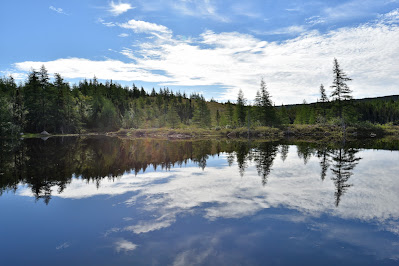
[106,124,399,140]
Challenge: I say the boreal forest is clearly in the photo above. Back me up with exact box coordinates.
[0,61,398,137]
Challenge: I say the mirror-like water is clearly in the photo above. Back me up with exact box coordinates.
[0,137,398,265]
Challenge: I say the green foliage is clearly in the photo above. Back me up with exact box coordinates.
[167,103,180,128]
[192,96,211,128]
[330,58,352,119]
[254,79,276,126]
[236,89,246,126]
[1,64,398,137]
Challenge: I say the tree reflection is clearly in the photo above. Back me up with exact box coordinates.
[0,137,387,206]
[253,142,279,186]
[330,147,361,207]
[235,141,251,177]
[0,137,234,204]
[279,145,289,162]
[296,143,316,165]
[316,146,331,181]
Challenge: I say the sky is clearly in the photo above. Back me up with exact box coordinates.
[1,0,398,104]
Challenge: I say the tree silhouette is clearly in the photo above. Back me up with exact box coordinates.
[330,58,352,119]
[253,142,278,186]
[330,147,361,207]
[254,79,275,126]
[236,89,246,127]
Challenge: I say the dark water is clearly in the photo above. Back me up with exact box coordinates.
[0,137,399,265]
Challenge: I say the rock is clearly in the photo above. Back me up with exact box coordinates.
[40,131,50,135]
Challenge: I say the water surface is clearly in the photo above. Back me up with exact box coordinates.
[0,137,398,265]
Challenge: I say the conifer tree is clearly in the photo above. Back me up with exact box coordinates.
[236,89,246,127]
[167,102,180,128]
[254,78,275,126]
[319,84,328,103]
[226,100,234,126]
[216,109,220,126]
[193,96,211,127]
[330,58,352,119]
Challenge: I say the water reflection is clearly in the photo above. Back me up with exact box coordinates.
[1,137,399,264]
[0,137,398,206]
[330,147,361,207]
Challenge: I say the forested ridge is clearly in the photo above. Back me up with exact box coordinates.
[1,61,398,137]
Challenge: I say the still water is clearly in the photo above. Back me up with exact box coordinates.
[0,137,398,265]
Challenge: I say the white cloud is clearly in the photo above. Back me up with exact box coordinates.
[49,6,68,15]
[14,58,172,83]
[13,10,399,104]
[379,8,399,24]
[315,0,396,24]
[118,19,172,36]
[306,16,326,26]
[118,33,129,37]
[115,239,137,252]
[230,2,262,19]
[17,147,399,241]
[172,0,229,22]
[108,1,134,16]
[98,18,116,27]
[56,242,70,250]
[253,25,307,35]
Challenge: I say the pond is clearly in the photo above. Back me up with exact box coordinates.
[0,136,399,265]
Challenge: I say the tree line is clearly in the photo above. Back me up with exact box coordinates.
[1,59,398,137]
[233,58,399,128]
[0,65,214,136]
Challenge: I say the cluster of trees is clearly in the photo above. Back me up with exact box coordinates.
[1,59,398,137]
[234,58,399,127]
[0,66,216,136]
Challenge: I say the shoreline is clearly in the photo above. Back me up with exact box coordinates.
[11,124,398,141]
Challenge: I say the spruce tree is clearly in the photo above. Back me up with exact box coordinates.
[226,100,234,126]
[319,84,328,103]
[254,78,275,126]
[330,58,352,119]
[236,89,246,127]
[216,109,220,126]
[167,102,180,128]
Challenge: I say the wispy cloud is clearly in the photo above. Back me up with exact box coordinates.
[230,2,262,19]
[118,19,172,37]
[379,8,399,23]
[310,0,395,25]
[14,58,172,83]
[118,33,129,37]
[306,16,326,26]
[98,18,116,27]
[172,0,229,22]
[56,242,70,250]
[13,9,399,104]
[115,239,137,252]
[108,1,134,16]
[49,6,68,15]
[252,25,307,36]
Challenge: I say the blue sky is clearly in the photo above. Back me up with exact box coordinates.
[1,0,399,104]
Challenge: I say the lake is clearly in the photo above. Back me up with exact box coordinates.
[0,136,399,265]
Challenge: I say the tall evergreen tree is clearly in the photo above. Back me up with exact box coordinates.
[216,109,220,126]
[193,96,211,127]
[254,78,275,126]
[167,102,180,128]
[236,89,246,127]
[319,84,328,103]
[330,58,352,119]
[24,70,42,132]
[226,100,234,126]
